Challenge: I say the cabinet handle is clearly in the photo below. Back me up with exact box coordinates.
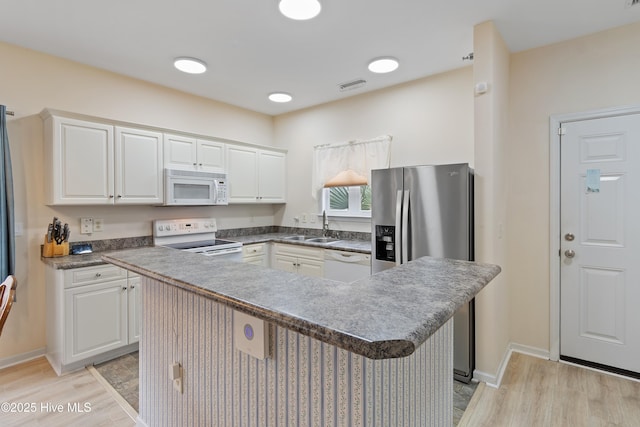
[109,195,114,199]
[130,285,135,290]
[199,163,203,166]
[95,273,102,277]
[117,195,122,198]
[193,163,197,166]
[122,286,128,291]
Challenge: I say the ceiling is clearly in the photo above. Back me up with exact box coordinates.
[1,0,639,116]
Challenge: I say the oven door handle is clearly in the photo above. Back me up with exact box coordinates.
[201,246,243,257]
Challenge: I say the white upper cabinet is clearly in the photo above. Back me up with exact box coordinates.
[226,145,286,203]
[258,150,286,203]
[43,112,163,205]
[164,133,225,173]
[44,116,115,205]
[42,109,286,206]
[115,127,164,204]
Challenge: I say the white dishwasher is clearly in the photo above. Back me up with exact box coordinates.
[323,250,371,282]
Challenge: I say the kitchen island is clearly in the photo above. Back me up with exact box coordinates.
[103,246,499,427]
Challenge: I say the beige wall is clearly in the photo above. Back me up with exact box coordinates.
[273,67,474,233]
[0,41,275,361]
[473,21,511,380]
[506,21,640,353]
[3,19,639,376]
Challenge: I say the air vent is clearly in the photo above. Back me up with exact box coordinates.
[339,79,366,92]
[626,0,639,7]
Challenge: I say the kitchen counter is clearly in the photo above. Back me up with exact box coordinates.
[223,232,372,253]
[103,246,499,359]
[42,233,371,270]
[105,246,499,426]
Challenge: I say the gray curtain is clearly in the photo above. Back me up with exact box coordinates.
[0,105,15,280]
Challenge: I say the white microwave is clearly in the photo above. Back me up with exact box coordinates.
[164,169,228,206]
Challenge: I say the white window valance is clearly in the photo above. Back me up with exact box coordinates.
[312,135,392,198]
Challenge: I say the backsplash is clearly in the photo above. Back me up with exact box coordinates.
[217,226,371,242]
[71,236,153,252]
[62,227,369,256]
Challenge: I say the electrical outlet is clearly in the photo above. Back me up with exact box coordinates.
[80,218,93,234]
[170,363,183,393]
[301,213,308,223]
[93,218,104,232]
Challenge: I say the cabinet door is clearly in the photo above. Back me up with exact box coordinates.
[227,145,258,203]
[128,275,141,344]
[243,243,267,266]
[115,127,164,204]
[272,254,299,273]
[64,279,128,364]
[197,139,225,172]
[258,150,286,203]
[164,133,197,170]
[48,117,114,204]
[297,259,324,277]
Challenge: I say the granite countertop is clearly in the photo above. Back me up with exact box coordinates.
[231,233,371,253]
[102,246,500,360]
[42,233,371,270]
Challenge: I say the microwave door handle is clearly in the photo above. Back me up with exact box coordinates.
[395,190,403,266]
[402,190,410,264]
[212,179,219,204]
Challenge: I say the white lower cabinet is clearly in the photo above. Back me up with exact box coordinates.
[243,243,267,266]
[64,279,128,363]
[272,243,324,277]
[127,274,141,344]
[46,264,141,375]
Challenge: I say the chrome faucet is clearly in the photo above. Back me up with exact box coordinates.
[322,210,329,236]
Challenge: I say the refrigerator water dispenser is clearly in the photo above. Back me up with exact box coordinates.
[375,225,396,262]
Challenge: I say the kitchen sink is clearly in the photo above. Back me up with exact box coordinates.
[282,235,307,241]
[305,237,341,244]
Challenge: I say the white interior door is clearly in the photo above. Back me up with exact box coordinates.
[560,113,640,374]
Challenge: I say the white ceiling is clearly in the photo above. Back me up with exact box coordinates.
[1,0,639,116]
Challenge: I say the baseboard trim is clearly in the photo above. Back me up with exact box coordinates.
[510,342,550,361]
[473,342,550,388]
[88,365,138,422]
[0,347,46,370]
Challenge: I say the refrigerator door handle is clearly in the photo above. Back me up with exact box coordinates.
[395,190,403,266]
[402,190,410,264]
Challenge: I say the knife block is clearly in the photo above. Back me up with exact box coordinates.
[42,235,69,258]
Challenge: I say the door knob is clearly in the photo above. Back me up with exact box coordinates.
[565,249,576,258]
[565,233,575,241]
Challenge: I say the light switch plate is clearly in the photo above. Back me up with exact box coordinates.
[93,218,104,232]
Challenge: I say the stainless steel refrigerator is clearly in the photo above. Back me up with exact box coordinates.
[371,163,475,383]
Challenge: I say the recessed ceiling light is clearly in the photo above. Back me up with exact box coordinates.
[174,57,207,74]
[368,57,399,74]
[279,0,321,20]
[268,92,293,103]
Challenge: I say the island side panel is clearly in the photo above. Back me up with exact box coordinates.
[139,277,454,427]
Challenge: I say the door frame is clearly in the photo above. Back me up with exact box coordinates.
[549,103,640,361]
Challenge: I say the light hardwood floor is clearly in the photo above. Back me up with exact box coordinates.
[0,357,134,426]
[460,352,640,427]
[2,353,640,426]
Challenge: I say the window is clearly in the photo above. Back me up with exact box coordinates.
[322,185,371,218]
[312,134,390,219]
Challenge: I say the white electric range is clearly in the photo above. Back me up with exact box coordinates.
[153,218,243,262]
